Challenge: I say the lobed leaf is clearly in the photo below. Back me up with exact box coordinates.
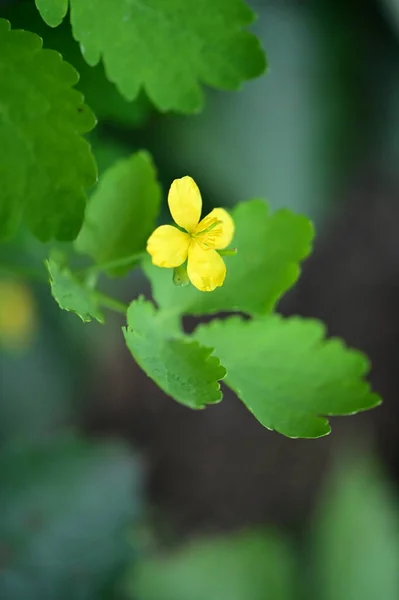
[46,258,104,323]
[131,529,295,600]
[7,2,153,127]
[35,0,266,113]
[0,19,97,241]
[195,315,381,438]
[124,297,226,409]
[312,456,399,600]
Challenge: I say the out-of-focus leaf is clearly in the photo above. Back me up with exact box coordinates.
[195,315,380,438]
[35,0,266,113]
[0,436,142,600]
[130,529,295,600]
[4,2,153,128]
[76,152,161,275]
[311,455,399,600]
[0,18,97,242]
[35,0,67,27]
[151,1,364,225]
[145,200,313,317]
[123,297,226,408]
[46,258,104,323]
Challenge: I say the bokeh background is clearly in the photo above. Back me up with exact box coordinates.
[1,0,399,598]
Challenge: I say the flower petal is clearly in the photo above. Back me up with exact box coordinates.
[147,225,190,268]
[200,207,235,249]
[187,241,226,292]
[168,176,202,232]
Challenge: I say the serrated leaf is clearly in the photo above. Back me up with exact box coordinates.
[46,258,104,323]
[76,151,161,275]
[0,436,142,600]
[195,315,381,438]
[0,19,97,242]
[35,0,266,113]
[6,3,153,127]
[130,529,295,600]
[145,200,314,317]
[312,456,399,600]
[123,297,226,408]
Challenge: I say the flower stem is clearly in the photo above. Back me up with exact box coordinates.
[81,252,146,276]
[92,291,129,315]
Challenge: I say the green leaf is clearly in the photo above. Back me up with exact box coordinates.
[35,0,266,113]
[311,456,399,600]
[0,19,97,242]
[6,2,153,128]
[35,0,68,27]
[76,151,161,275]
[123,297,226,409]
[0,436,142,600]
[46,258,104,323]
[145,200,314,317]
[130,529,295,600]
[195,315,381,438]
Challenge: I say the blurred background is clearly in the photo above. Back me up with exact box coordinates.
[1,0,399,598]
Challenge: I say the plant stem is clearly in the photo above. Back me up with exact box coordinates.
[92,290,129,315]
[81,252,146,276]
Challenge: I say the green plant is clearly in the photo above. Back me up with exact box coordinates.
[0,0,381,440]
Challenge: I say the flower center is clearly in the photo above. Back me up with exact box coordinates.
[192,217,223,250]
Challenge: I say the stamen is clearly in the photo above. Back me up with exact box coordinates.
[192,217,224,250]
[194,219,223,236]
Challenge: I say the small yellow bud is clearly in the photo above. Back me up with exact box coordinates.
[173,264,190,287]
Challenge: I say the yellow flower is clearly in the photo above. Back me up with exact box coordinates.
[0,278,37,353]
[147,176,235,292]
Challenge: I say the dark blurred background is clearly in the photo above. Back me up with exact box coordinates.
[1,0,399,598]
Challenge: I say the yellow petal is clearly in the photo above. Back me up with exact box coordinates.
[197,207,235,249]
[146,225,190,268]
[168,176,202,233]
[187,241,226,292]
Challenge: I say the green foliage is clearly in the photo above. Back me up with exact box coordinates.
[1,1,392,597]
[46,258,104,323]
[0,436,142,600]
[76,152,161,275]
[145,200,314,317]
[34,0,266,113]
[0,2,382,438]
[311,456,399,600]
[195,315,380,438]
[0,18,97,242]
[125,453,399,600]
[123,297,226,408]
[130,530,295,600]
[5,2,152,128]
